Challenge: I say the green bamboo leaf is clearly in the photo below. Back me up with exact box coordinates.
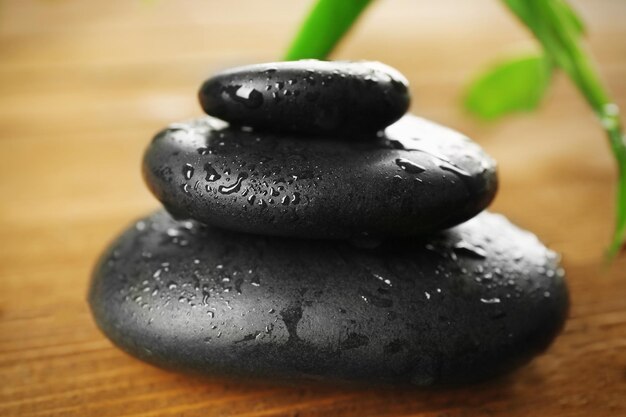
[506,0,584,35]
[284,0,374,60]
[464,53,552,120]
[553,0,585,35]
[501,0,626,258]
[503,0,538,31]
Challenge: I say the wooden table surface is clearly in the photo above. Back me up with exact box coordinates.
[1,0,625,416]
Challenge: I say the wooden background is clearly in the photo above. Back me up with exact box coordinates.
[1,0,625,415]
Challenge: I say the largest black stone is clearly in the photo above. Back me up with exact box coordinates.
[142,115,498,239]
[89,211,568,386]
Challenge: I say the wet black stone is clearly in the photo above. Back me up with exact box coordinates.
[142,115,498,239]
[198,60,410,135]
[89,210,568,386]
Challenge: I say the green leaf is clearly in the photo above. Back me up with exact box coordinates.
[464,53,552,120]
[552,0,585,35]
[284,0,374,60]
[503,0,583,35]
[500,0,626,258]
[502,0,538,32]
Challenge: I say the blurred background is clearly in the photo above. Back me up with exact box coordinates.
[1,1,625,416]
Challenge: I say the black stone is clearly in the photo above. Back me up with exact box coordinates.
[198,60,410,135]
[142,115,498,239]
[89,210,568,386]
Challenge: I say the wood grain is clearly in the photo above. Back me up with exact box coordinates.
[1,0,625,416]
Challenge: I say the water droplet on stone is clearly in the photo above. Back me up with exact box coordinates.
[395,158,426,174]
[232,86,264,109]
[219,172,248,195]
[454,240,487,259]
[204,163,221,182]
[183,164,194,180]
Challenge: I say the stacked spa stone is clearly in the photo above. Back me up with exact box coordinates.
[90,61,568,386]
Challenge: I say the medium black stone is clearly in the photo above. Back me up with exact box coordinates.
[89,210,568,386]
[142,115,498,239]
[198,60,410,135]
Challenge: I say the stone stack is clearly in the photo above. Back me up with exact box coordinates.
[89,60,568,386]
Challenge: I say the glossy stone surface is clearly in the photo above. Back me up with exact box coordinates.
[198,60,410,135]
[89,210,568,386]
[142,115,498,239]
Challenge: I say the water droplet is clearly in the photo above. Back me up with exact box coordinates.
[182,164,194,180]
[453,240,487,259]
[395,158,426,174]
[438,161,471,178]
[231,86,264,108]
[373,273,392,286]
[360,290,392,308]
[204,163,221,182]
[219,172,248,195]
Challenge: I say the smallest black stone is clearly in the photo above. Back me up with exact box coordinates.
[198,60,411,136]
